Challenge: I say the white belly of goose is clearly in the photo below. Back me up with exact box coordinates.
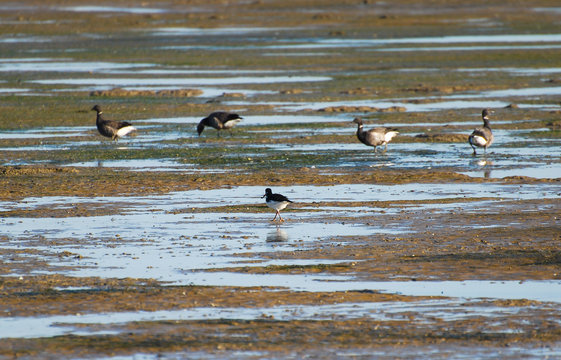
[470,135,488,147]
[384,131,399,143]
[116,125,136,138]
[222,119,241,129]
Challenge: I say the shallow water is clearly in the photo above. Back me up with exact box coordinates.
[373,44,561,52]
[1,182,558,284]
[142,114,348,125]
[32,76,331,87]
[0,126,89,139]
[1,295,559,339]
[266,34,561,50]
[0,60,153,73]
[3,183,558,213]
[57,5,169,14]
[1,119,557,180]
[100,346,561,360]
[236,97,559,112]
[461,163,561,179]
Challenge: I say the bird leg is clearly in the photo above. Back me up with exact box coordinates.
[272,211,279,221]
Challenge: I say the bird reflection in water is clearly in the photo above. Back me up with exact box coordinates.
[266,227,289,243]
[471,158,493,178]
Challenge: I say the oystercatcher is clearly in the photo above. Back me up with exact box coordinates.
[262,188,293,222]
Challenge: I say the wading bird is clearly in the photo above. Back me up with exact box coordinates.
[91,105,136,141]
[197,111,242,136]
[468,109,495,155]
[262,188,293,222]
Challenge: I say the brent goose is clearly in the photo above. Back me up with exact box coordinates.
[91,105,136,141]
[468,109,495,155]
[197,111,243,136]
[353,117,399,153]
[262,188,293,222]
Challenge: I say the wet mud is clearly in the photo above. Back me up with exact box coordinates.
[1,0,561,358]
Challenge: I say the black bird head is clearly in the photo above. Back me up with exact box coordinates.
[197,122,205,136]
[91,105,102,113]
[482,108,494,120]
[262,188,273,198]
[352,117,363,125]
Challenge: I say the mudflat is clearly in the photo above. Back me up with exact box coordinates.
[0,0,560,358]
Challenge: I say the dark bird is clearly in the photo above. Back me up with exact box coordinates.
[91,105,136,141]
[197,111,243,136]
[262,188,293,222]
[353,117,399,153]
[468,109,495,155]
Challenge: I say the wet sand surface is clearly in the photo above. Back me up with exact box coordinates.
[1,0,561,358]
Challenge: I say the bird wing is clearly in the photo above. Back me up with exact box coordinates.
[206,115,224,129]
[384,130,399,142]
[364,129,385,145]
[270,193,293,203]
[470,127,490,141]
[115,120,133,130]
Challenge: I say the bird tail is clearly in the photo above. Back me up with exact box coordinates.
[116,126,136,138]
[384,131,399,142]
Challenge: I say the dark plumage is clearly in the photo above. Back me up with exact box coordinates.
[262,188,293,222]
[468,109,495,155]
[91,105,136,141]
[353,117,399,153]
[197,111,243,136]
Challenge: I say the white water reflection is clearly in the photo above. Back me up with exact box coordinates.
[237,98,559,112]
[32,76,331,87]
[251,99,513,112]
[373,44,561,52]
[0,60,152,73]
[183,274,561,302]
[0,126,89,139]
[461,163,561,179]
[267,34,561,50]
[458,67,561,75]
[58,6,168,14]
[151,27,295,37]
